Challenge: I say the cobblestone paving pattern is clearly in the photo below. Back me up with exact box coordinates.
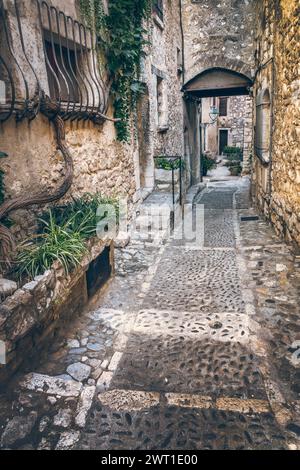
[0,177,299,450]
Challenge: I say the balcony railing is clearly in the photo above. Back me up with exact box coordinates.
[0,0,110,124]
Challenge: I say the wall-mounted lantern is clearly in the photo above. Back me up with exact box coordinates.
[209,105,219,125]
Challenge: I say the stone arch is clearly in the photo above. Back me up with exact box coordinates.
[182,67,253,98]
[185,56,253,86]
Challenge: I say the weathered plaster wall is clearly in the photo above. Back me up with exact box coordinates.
[253,0,300,245]
[0,107,138,242]
[181,0,256,83]
[0,0,184,247]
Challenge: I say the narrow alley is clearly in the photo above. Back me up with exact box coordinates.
[0,172,299,450]
[0,0,299,455]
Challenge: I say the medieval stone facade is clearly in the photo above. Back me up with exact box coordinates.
[0,0,184,247]
[201,95,253,172]
[252,0,300,245]
[0,0,299,251]
[181,0,256,83]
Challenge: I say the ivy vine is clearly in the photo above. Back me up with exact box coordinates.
[80,0,152,142]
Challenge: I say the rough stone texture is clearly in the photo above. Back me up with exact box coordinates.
[66,363,91,383]
[182,0,256,83]
[0,279,17,299]
[20,373,83,397]
[0,176,299,450]
[1,412,37,447]
[0,239,112,385]
[252,0,300,245]
[0,0,184,246]
[202,96,253,172]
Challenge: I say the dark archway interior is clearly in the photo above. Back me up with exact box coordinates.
[182,67,253,98]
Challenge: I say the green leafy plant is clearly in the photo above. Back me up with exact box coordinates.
[16,211,88,279]
[80,0,152,142]
[155,157,185,171]
[16,193,119,279]
[223,146,243,160]
[201,154,216,177]
[38,193,119,240]
[225,161,242,176]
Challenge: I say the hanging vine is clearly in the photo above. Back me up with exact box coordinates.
[80,0,152,142]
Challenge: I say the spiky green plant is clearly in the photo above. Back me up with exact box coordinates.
[17,211,88,279]
[38,193,119,240]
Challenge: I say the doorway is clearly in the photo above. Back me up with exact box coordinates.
[219,129,228,155]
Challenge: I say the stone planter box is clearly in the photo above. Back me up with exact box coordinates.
[0,236,114,386]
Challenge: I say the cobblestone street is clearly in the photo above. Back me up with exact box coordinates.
[0,178,299,450]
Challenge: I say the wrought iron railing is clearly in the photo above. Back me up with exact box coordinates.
[0,0,110,124]
[154,155,183,207]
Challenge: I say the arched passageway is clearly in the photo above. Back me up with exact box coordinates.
[182,68,253,184]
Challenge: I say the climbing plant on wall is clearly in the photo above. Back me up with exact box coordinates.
[80,0,152,142]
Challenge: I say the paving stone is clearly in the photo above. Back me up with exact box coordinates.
[53,409,73,428]
[1,412,37,447]
[20,373,82,397]
[55,431,80,450]
[77,404,287,450]
[75,386,96,428]
[97,371,114,392]
[1,180,298,450]
[66,363,91,382]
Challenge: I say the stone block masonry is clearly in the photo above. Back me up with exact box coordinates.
[182,0,256,83]
[0,237,113,386]
[252,0,300,245]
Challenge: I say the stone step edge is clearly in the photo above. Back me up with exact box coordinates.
[97,388,271,415]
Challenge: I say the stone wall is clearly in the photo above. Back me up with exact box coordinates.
[0,237,113,386]
[181,0,256,83]
[139,2,184,188]
[202,95,253,172]
[0,0,184,252]
[0,110,138,243]
[252,0,300,245]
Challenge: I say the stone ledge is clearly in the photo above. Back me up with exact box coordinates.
[0,236,113,386]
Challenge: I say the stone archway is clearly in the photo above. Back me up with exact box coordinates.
[182,67,253,98]
[182,67,254,179]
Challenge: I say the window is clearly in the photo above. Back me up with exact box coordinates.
[153,0,163,21]
[156,75,168,129]
[177,47,183,74]
[255,88,271,163]
[219,97,228,117]
[44,38,80,102]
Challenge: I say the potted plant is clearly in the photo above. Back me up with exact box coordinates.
[201,153,216,177]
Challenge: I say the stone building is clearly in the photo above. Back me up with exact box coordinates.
[0,0,184,257]
[0,0,299,253]
[201,95,253,172]
[181,0,256,183]
[252,0,300,245]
